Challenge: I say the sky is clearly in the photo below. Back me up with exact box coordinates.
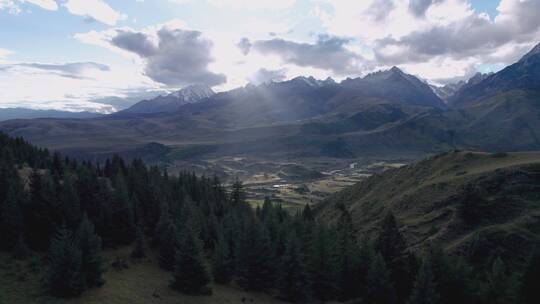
[0,0,539,113]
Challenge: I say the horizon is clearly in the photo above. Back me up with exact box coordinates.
[1,0,540,112]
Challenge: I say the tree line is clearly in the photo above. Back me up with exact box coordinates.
[0,131,539,303]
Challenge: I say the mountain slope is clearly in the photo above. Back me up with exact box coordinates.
[342,67,445,108]
[316,150,540,265]
[122,85,215,114]
[449,43,540,106]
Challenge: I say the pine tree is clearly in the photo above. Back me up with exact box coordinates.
[111,173,135,244]
[77,215,104,288]
[302,204,314,221]
[170,222,212,295]
[158,216,178,270]
[278,231,310,303]
[230,178,245,205]
[377,211,409,301]
[212,230,233,284]
[44,226,85,298]
[521,249,540,304]
[408,255,439,304]
[334,211,361,301]
[59,174,82,229]
[0,182,24,250]
[131,226,147,258]
[235,218,275,291]
[307,225,336,301]
[365,253,396,304]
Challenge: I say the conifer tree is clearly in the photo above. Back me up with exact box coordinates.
[365,253,396,304]
[131,226,147,258]
[408,255,439,304]
[158,216,178,270]
[307,225,336,301]
[278,231,310,303]
[111,174,135,244]
[377,211,409,301]
[44,226,85,298]
[235,218,275,291]
[212,230,233,284]
[59,174,82,229]
[0,183,24,250]
[78,215,104,288]
[230,178,245,205]
[170,222,212,295]
[334,211,361,301]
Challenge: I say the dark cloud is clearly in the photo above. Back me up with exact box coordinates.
[368,0,395,21]
[111,30,157,57]
[408,0,444,17]
[252,35,365,75]
[376,0,540,65]
[249,68,287,84]
[110,27,226,87]
[0,62,110,79]
[237,38,252,55]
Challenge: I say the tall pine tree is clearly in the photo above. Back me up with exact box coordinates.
[44,226,85,298]
[78,215,105,288]
[170,221,212,295]
[278,231,310,303]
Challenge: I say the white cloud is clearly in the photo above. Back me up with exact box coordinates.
[206,0,296,10]
[0,0,21,14]
[23,0,57,10]
[64,0,126,26]
[0,48,12,59]
[170,0,296,10]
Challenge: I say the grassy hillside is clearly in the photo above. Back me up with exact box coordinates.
[0,247,286,304]
[317,150,540,266]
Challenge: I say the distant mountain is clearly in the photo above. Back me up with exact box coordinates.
[431,73,491,102]
[449,42,540,106]
[342,67,445,108]
[2,46,540,163]
[431,81,465,101]
[122,85,215,114]
[0,108,102,121]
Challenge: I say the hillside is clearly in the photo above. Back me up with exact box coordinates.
[317,150,540,266]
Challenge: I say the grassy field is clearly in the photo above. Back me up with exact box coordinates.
[0,247,286,304]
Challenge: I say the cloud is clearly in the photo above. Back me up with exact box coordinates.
[171,0,296,10]
[64,0,126,25]
[78,22,227,87]
[408,0,444,17]
[248,68,287,84]
[374,0,540,65]
[251,35,366,75]
[237,38,252,55]
[1,62,110,79]
[23,0,57,10]
[0,48,12,59]
[0,0,57,13]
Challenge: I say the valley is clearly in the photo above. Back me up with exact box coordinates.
[167,155,406,210]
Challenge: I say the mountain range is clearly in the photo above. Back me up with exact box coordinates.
[0,108,102,122]
[1,42,539,163]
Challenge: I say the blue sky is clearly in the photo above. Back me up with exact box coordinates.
[0,0,539,112]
